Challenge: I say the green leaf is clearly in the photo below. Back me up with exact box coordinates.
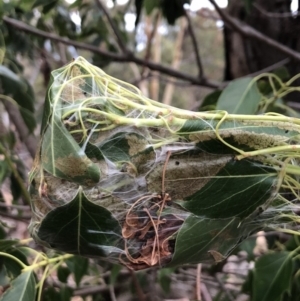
[134,0,144,27]
[0,271,36,301]
[170,216,254,266]
[157,268,174,294]
[252,252,293,301]
[144,0,159,14]
[273,66,290,81]
[238,237,256,260]
[32,0,58,13]
[109,264,122,285]
[199,90,222,111]
[65,256,88,287]
[178,159,277,219]
[41,117,100,185]
[60,286,73,301]
[3,248,29,279]
[0,240,19,251]
[161,0,191,25]
[43,287,61,301]
[0,265,9,287]
[37,187,123,258]
[98,132,150,162]
[17,0,35,11]
[242,269,253,295]
[0,65,21,84]
[57,266,70,283]
[216,77,261,114]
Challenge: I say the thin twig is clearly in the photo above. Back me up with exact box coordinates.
[74,284,118,296]
[240,58,290,78]
[184,10,204,79]
[208,0,300,62]
[253,3,300,18]
[141,11,161,76]
[0,211,31,221]
[0,203,30,210]
[2,16,220,88]
[2,99,38,159]
[129,269,146,301]
[109,285,118,301]
[201,283,212,301]
[196,264,202,300]
[94,0,130,54]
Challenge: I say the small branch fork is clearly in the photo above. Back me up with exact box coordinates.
[3,1,299,91]
[3,15,219,89]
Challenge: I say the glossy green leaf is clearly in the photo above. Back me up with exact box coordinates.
[252,252,293,301]
[216,77,261,114]
[41,117,100,185]
[179,159,277,218]
[2,248,29,279]
[57,266,70,284]
[199,90,222,111]
[98,132,151,163]
[0,265,9,287]
[161,0,191,25]
[65,256,88,287]
[43,287,61,301]
[0,271,36,301]
[0,240,19,251]
[37,187,122,258]
[60,286,73,301]
[170,216,254,266]
[238,237,256,261]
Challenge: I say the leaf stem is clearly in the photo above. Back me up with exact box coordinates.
[0,252,27,269]
[22,254,73,272]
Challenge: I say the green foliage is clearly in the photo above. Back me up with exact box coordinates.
[216,77,261,114]
[0,1,300,300]
[243,252,299,301]
[0,271,36,301]
[36,188,122,257]
[27,58,300,281]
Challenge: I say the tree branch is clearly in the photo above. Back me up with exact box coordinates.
[184,10,204,79]
[2,99,38,159]
[208,0,300,62]
[141,11,161,76]
[94,0,130,54]
[3,16,220,89]
[253,3,300,18]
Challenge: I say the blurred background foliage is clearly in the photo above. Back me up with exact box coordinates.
[1,0,300,300]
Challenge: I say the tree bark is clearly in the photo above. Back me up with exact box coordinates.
[224,0,300,82]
